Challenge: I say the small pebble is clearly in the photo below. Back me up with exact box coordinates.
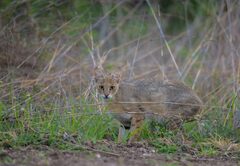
[96,153,101,158]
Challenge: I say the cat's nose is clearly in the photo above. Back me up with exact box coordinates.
[104,94,109,99]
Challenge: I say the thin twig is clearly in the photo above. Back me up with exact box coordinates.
[146,0,181,77]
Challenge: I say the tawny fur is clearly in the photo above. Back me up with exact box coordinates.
[93,67,203,143]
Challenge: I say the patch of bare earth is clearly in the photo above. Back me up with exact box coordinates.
[0,142,238,166]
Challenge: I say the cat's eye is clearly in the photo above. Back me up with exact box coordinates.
[99,86,104,90]
[110,86,114,90]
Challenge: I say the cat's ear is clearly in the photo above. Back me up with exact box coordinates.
[95,55,107,70]
[113,62,128,83]
[98,55,107,67]
[115,73,122,83]
[112,72,122,83]
[93,66,104,82]
[92,55,107,81]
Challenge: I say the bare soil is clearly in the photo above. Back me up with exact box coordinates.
[0,142,238,166]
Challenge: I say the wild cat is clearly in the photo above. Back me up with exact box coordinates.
[93,64,203,143]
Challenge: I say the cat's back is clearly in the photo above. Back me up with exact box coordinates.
[116,79,197,101]
[113,79,202,116]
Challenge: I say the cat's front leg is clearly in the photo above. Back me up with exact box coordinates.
[128,113,145,144]
[118,126,125,143]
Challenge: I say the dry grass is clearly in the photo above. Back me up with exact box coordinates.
[0,0,240,158]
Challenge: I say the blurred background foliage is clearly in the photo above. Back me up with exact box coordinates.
[0,0,220,37]
[0,0,239,103]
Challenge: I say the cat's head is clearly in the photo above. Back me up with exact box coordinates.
[93,67,121,100]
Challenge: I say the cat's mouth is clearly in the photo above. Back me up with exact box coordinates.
[101,94,112,100]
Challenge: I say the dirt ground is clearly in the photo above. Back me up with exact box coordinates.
[0,142,239,166]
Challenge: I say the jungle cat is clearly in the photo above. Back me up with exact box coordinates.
[93,66,203,143]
